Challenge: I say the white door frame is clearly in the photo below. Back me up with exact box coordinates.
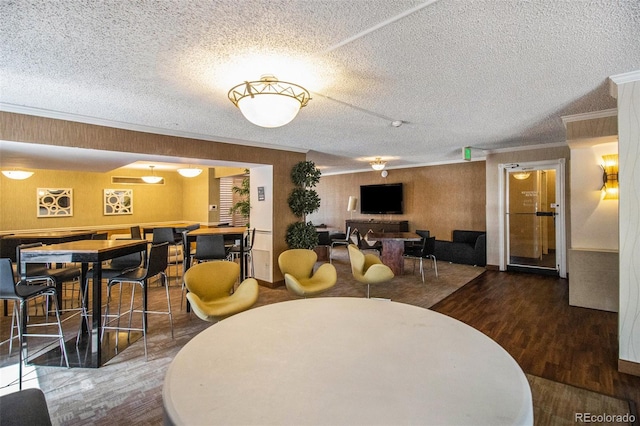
[498,159,566,278]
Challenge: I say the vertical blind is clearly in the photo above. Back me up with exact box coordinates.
[219,176,247,226]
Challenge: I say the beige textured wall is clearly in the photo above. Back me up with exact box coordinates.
[309,161,487,241]
[616,77,640,370]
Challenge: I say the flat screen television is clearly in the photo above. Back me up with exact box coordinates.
[360,183,403,214]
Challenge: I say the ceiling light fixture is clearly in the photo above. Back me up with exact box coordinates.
[1,170,34,180]
[370,158,387,171]
[512,172,531,180]
[177,166,203,178]
[228,75,311,128]
[141,166,163,184]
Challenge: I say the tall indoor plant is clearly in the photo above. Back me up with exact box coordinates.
[286,161,321,249]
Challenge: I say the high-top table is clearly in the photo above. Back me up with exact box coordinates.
[163,298,533,425]
[368,231,421,275]
[19,239,148,367]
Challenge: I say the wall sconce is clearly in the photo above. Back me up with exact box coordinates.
[601,154,618,200]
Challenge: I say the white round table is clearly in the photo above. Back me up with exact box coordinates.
[163,298,533,425]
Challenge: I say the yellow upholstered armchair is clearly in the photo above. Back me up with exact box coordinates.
[278,249,337,297]
[183,261,259,322]
[348,244,394,298]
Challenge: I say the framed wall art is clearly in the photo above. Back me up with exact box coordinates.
[104,189,133,215]
[37,188,73,217]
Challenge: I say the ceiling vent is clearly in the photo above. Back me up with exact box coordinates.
[111,176,165,185]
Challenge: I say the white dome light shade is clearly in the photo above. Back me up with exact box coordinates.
[177,167,203,178]
[2,170,34,180]
[142,165,162,183]
[237,94,301,128]
[370,158,386,171]
[228,75,310,128]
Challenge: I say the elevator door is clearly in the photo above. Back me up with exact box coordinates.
[506,168,559,274]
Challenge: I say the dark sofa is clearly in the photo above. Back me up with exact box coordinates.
[434,230,486,266]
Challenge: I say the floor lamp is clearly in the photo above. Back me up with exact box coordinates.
[347,196,358,219]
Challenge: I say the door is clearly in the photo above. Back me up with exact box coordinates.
[500,160,566,277]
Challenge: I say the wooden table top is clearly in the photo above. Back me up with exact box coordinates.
[368,232,420,241]
[3,230,96,239]
[187,227,247,236]
[20,239,147,254]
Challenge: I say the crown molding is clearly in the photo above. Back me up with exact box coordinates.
[609,70,640,98]
[561,108,618,128]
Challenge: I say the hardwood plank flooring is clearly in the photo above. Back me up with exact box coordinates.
[431,270,640,414]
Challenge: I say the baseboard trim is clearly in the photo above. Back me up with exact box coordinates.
[619,359,640,377]
[485,264,500,271]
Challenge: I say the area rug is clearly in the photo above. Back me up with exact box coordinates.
[527,374,635,425]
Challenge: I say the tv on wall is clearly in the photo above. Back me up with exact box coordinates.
[360,183,403,214]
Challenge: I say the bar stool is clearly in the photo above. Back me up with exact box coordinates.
[227,228,255,277]
[152,228,181,284]
[0,258,69,389]
[101,242,173,360]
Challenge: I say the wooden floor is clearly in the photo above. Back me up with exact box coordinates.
[431,270,640,414]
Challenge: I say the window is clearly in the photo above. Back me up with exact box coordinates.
[219,176,247,226]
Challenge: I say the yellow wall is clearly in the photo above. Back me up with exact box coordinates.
[1,167,196,231]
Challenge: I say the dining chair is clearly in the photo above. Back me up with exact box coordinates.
[404,229,430,254]
[130,226,142,240]
[101,242,173,361]
[193,235,228,264]
[329,226,351,263]
[404,236,438,282]
[0,258,69,389]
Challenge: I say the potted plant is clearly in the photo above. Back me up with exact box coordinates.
[285,161,321,249]
[229,169,250,226]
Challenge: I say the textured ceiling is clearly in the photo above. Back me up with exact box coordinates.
[1,0,639,174]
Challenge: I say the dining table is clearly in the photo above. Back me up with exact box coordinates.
[368,231,421,275]
[19,239,149,368]
[163,298,533,425]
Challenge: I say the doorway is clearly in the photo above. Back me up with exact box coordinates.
[499,160,566,277]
